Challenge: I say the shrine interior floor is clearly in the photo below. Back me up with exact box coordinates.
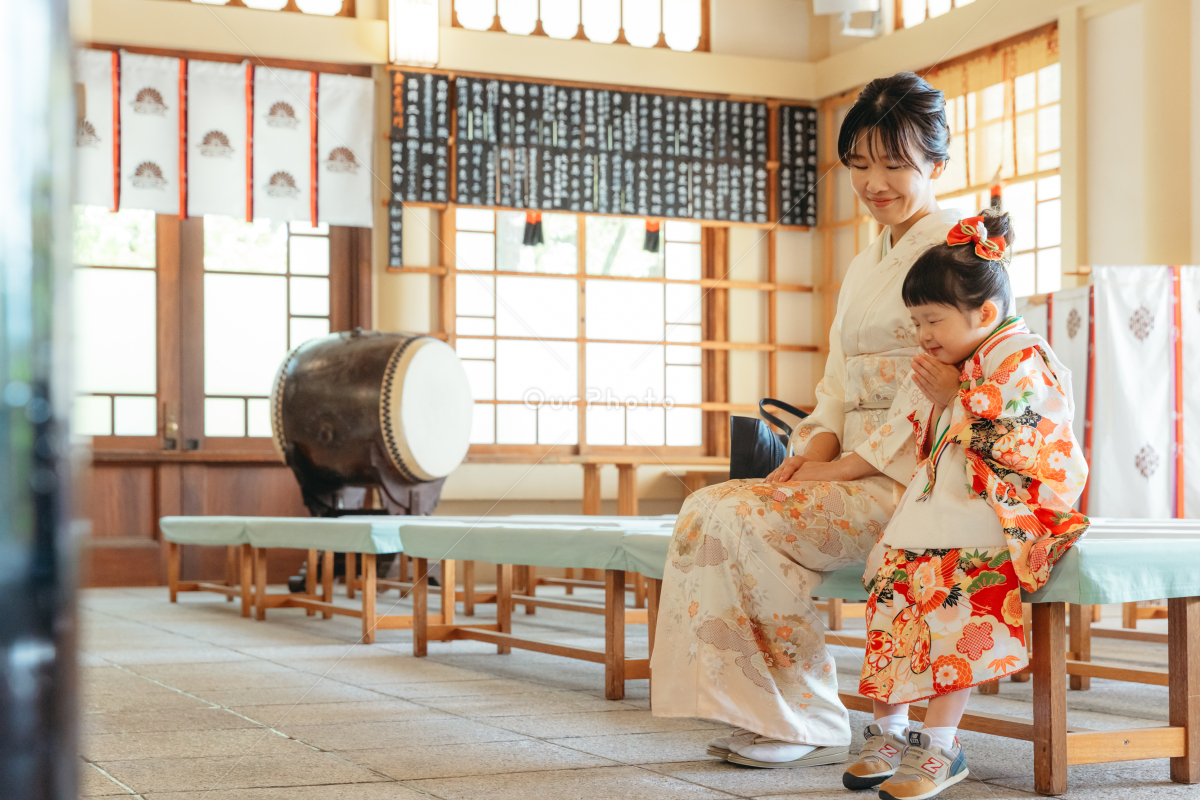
[79,586,1188,799]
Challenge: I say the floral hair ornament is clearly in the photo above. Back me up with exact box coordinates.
[946,215,1006,261]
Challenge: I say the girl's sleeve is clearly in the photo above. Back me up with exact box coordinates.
[853,372,929,485]
[792,317,848,453]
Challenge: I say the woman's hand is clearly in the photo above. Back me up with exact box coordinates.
[765,456,807,483]
[911,353,962,408]
[764,453,880,484]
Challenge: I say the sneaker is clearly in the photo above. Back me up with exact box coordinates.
[706,727,758,758]
[841,722,908,790]
[878,730,969,800]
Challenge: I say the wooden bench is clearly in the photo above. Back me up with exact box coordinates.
[160,517,254,617]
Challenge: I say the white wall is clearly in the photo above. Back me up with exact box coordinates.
[1086,1,1145,264]
[711,0,811,60]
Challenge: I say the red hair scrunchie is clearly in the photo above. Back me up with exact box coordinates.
[947,215,1006,261]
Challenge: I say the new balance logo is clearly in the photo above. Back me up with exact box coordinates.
[878,743,899,758]
[920,756,946,776]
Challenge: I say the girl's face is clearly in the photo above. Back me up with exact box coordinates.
[846,133,944,228]
[909,300,1002,364]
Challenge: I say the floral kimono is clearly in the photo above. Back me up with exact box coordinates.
[650,209,963,747]
[859,317,1090,704]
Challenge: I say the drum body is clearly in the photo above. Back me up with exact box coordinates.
[271,330,473,516]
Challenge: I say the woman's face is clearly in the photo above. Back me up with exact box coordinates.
[846,133,944,228]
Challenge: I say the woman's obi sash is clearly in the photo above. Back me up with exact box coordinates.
[843,350,919,413]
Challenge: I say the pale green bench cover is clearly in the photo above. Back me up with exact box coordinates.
[398,517,677,571]
[159,516,250,546]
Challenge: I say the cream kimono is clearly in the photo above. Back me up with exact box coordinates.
[650,209,963,746]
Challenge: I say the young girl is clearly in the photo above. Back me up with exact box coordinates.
[842,210,1090,799]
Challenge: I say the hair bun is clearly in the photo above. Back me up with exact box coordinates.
[978,208,1015,247]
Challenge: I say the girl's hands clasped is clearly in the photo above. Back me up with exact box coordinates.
[764,456,807,483]
[911,353,963,408]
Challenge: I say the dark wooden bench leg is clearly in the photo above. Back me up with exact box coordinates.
[254,548,268,621]
[463,560,475,616]
[1169,597,1200,783]
[361,554,376,644]
[412,557,428,657]
[525,565,537,615]
[167,541,180,603]
[224,546,237,601]
[647,577,661,704]
[321,550,334,619]
[497,564,512,654]
[239,543,252,618]
[1033,602,1067,795]
[305,549,318,616]
[1069,603,1091,690]
[605,569,626,701]
[347,553,357,599]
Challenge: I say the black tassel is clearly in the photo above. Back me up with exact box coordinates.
[643,219,660,253]
[523,211,544,246]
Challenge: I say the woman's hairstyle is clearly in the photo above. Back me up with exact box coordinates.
[837,72,950,170]
[902,208,1015,314]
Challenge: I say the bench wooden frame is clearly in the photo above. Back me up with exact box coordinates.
[166,541,253,617]
[249,548,454,644]
[412,562,661,701]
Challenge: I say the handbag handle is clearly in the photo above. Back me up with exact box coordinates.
[758,398,808,437]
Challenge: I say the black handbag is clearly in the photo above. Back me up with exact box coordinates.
[729,399,810,480]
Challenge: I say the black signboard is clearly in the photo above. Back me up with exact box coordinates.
[776,104,818,227]
[389,70,452,266]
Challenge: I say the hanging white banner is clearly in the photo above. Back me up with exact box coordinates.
[1091,266,1175,518]
[1015,296,1048,340]
[1049,286,1091,448]
[1181,266,1200,518]
[316,73,375,228]
[187,60,247,220]
[74,49,116,210]
[119,51,179,215]
[253,66,312,224]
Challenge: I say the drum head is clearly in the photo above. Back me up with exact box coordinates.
[381,337,473,481]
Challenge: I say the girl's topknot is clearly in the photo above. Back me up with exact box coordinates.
[902,208,1015,313]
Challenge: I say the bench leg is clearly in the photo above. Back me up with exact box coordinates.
[565,567,574,595]
[321,550,334,620]
[254,548,268,621]
[398,553,409,585]
[239,544,252,618]
[605,569,626,701]
[305,549,318,616]
[647,577,661,704]
[497,564,513,655]
[1033,602,1067,795]
[1092,604,1103,623]
[525,565,537,615]
[1123,601,1138,629]
[828,597,843,631]
[361,554,376,644]
[224,546,237,600]
[978,679,1000,695]
[463,560,475,616]
[1169,597,1200,783]
[634,573,646,609]
[413,557,428,657]
[167,541,180,603]
[347,553,357,599]
[441,559,455,627]
[1069,603,1091,690]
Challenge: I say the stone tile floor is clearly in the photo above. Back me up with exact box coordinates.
[79,586,1194,799]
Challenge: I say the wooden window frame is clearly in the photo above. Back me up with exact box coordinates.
[179,0,358,19]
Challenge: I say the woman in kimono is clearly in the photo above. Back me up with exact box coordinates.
[650,72,965,768]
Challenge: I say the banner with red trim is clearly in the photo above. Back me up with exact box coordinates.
[119,51,180,215]
[187,59,248,220]
[252,66,312,225]
[74,49,116,210]
[315,73,375,228]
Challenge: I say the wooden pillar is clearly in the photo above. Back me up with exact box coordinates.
[496,564,513,655]
[1069,603,1091,690]
[321,550,334,620]
[463,560,475,616]
[167,541,180,603]
[305,549,318,615]
[412,557,428,657]
[1169,596,1200,783]
[254,548,268,622]
[617,464,638,516]
[1032,603,1068,795]
[1143,0,1192,266]
[605,569,626,701]
[441,559,456,627]
[239,543,252,618]
[582,464,601,515]
[361,553,376,644]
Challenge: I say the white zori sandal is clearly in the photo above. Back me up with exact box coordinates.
[725,737,850,769]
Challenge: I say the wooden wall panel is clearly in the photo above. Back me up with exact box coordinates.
[89,466,156,539]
